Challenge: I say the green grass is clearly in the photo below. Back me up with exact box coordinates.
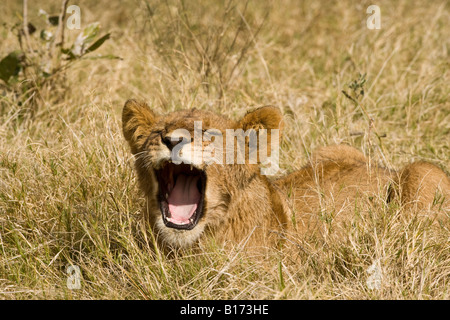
[0,0,449,299]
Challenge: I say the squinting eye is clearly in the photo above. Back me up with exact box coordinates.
[204,129,222,137]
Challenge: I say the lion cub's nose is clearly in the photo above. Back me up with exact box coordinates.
[162,135,186,151]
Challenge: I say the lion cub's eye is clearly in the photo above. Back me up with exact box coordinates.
[203,129,222,140]
[162,135,184,150]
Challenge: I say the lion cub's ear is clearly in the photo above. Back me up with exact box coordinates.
[238,106,284,133]
[237,106,283,165]
[122,99,158,154]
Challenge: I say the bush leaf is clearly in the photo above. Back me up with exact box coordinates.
[71,22,101,57]
[82,54,122,60]
[48,16,60,26]
[84,33,111,54]
[0,51,23,84]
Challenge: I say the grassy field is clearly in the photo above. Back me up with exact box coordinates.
[0,0,449,299]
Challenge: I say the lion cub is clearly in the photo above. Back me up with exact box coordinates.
[122,100,450,250]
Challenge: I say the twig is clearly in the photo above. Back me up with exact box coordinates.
[342,88,390,168]
[50,0,70,72]
[23,0,31,47]
[22,0,34,71]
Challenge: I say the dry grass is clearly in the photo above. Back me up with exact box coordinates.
[0,0,449,299]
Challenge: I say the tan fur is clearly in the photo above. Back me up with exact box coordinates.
[392,161,450,212]
[122,100,450,250]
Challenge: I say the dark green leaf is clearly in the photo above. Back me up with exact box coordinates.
[48,16,60,26]
[0,51,23,84]
[27,23,36,35]
[84,33,110,54]
[61,48,76,60]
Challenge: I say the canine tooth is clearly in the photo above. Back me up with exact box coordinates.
[190,165,193,171]
[165,193,169,198]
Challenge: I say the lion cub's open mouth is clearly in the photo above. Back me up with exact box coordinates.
[155,162,206,230]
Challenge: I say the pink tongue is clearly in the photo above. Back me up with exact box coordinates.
[167,174,201,224]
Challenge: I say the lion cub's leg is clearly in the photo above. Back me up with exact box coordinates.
[393,161,450,211]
